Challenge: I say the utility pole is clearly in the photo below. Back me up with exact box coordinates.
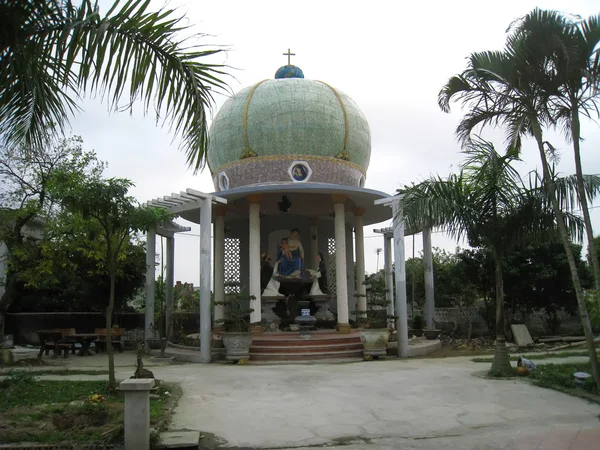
[375,248,382,272]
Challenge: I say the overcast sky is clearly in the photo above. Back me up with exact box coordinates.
[68,0,600,285]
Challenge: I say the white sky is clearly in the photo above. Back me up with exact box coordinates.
[68,0,600,285]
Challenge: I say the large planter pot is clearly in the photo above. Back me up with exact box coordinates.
[360,329,389,358]
[424,329,441,340]
[222,332,253,362]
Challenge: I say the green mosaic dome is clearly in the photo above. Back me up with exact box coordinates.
[206,77,371,174]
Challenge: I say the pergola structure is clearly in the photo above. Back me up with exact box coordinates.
[374,196,436,357]
[142,188,227,362]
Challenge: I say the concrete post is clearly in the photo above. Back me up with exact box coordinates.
[354,209,366,314]
[199,198,212,363]
[213,208,226,330]
[248,195,262,327]
[309,220,318,271]
[384,233,394,321]
[423,227,435,330]
[332,195,351,333]
[392,198,408,357]
[165,236,174,341]
[119,378,155,450]
[145,225,156,345]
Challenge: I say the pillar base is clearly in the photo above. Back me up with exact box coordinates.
[250,325,264,336]
[336,323,352,334]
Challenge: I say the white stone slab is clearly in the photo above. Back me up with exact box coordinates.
[511,324,534,347]
[158,431,200,448]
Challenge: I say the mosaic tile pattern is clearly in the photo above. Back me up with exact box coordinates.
[207,78,371,174]
[212,156,364,191]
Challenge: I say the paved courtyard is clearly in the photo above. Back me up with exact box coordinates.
[7,349,600,449]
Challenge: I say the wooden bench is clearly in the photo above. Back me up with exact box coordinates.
[37,329,76,359]
[95,328,126,353]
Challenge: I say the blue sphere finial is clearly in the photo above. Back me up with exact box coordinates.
[275,65,304,79]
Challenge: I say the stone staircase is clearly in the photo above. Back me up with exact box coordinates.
[250,331,363,362]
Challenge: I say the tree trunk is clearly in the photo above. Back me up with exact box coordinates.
[490,252,512,374]
[0,275,18,337]
[571,105,600,310]
[106,264,116,389]
[532,122,600,390]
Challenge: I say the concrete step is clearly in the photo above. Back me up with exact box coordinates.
[250,342,363,354]
[251,349,363,361]
[252,337,361,347]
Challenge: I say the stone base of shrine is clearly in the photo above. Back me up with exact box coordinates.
[249,330,363,362]
[386,337,442,357]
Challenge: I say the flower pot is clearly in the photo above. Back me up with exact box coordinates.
[410,328,424,337]
[222,332,253,362]
[360,328,389,358]
[423,329,440,340]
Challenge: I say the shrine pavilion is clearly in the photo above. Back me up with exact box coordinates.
[143,54,437,362]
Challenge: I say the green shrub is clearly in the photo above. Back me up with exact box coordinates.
[412,314,425,330]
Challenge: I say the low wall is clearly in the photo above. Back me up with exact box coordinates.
[411,307,582,337]
[6,312,202,345]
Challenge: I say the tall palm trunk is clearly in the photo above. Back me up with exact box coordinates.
[532,122,600,388]
[571,104,600,310]
[490,250,512,374]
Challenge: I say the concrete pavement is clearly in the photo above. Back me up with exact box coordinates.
[4,348,600,449]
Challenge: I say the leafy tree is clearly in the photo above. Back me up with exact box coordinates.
[400,138,580,375]
[508,9,600,310]
[8,232,146,313]
[438,25,600,385]
[48,175,171,388]
[0,136,103,334]
[0,0,228,170]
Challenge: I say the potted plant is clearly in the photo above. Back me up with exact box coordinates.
[215,294,254,362]
[354,287,391,359]
[411,314,425,337]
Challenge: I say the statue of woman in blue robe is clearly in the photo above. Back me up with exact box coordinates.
[277,229,304,277]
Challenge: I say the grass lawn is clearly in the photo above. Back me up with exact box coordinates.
[472,350,593,363]
[523,359,600,404]
[0,372,178,446]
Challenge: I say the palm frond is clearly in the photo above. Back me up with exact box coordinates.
[0,0,230,171]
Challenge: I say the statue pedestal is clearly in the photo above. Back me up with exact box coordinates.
[262,296,284,332]
[295,300,317,339]
[310,295,334,321]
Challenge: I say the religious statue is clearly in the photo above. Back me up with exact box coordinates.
[276,228,304,277]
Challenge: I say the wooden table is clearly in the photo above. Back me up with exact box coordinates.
[66,333,100,356]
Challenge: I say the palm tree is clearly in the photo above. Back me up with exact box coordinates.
[0,0,228,171]
[507,9,600,310]
[438,38,600,387]
[400,138,583,374]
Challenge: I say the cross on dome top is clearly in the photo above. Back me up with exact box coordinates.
[283,48,295,65]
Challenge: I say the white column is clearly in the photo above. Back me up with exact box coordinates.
[392,198,408,357]
[199,198,212,363]
[213,208,226,328]
[333,195,351,333]
[144,225,156,345]
[423,227,435,330]
[248,195,262,326]
[384,234,394,321]
[165,236,174,341]
[354,209,366,314]
[345,225,356,315]
[310,221,318,270]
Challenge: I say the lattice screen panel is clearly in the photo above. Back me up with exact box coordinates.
[327,237,336,298]
[224,238,241,294]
